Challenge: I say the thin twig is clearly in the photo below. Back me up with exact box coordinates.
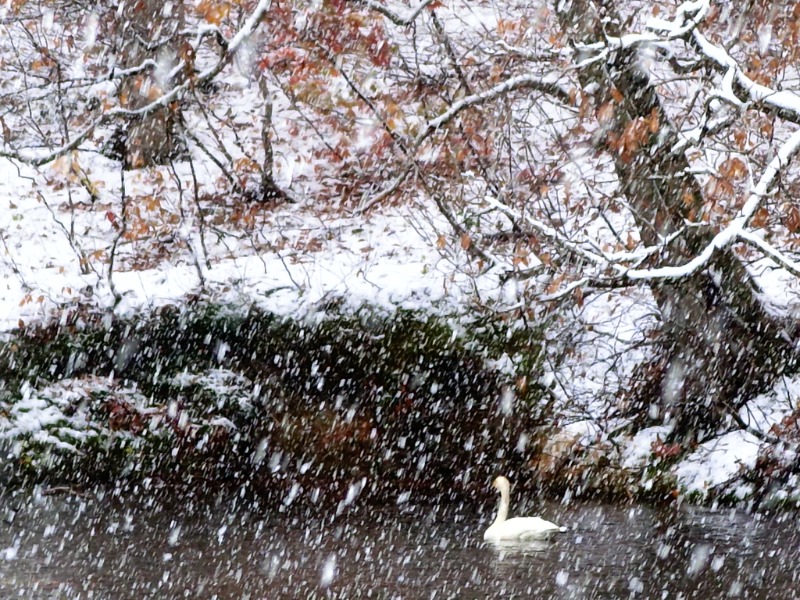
[0,228,30,291]
[170,158,206,287]
[186,151,212,270]
[36,190,94,276]
[182,125,244,195]
[107,166,129,306]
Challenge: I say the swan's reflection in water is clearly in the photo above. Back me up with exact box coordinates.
[487,538,553,556]
[0,496,799,599]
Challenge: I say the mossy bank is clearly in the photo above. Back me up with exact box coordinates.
[3,301,788,508]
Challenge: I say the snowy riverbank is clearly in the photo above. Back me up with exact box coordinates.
[2,285,800,507]
[1,0,800,508]
[1,152,799,505]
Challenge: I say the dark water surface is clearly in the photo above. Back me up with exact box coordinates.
[1,490,799,599]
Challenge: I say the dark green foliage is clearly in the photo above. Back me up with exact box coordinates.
[0,303,549,501]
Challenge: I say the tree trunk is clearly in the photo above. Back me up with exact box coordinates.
[257,73,289,203]
[556,1,797,443]
[116,0,185,168]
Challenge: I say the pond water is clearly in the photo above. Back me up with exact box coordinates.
[1,490,799,599]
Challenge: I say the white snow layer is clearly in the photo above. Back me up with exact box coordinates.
[674,431,762,497]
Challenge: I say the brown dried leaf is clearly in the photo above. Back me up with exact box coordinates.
[597,101,615,124]
[785,204,800,233]
[718,157,748,180]
[573,286,584,307]
[705,177,734,201]
[751,207,770,228]
[545,273,565,295]
[646,107,660,133]
[733,129,747,150]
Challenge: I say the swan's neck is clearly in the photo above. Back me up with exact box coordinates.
[492,488,510,525]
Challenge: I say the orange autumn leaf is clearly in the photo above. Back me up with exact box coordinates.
[197,0,229,25]
[733,129,748,149]
[612,117,653,160]
[574,285,584,307]
[705,177,735,201]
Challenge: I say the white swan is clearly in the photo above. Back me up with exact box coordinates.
[483,476,566,541]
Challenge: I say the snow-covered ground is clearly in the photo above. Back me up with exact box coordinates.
[1,154,469,326]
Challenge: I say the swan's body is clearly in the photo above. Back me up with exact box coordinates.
[484,476,565,542]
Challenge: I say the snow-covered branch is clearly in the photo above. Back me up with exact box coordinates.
[688,29,800,125]
[227,0,272,55]
[0,116,104,166]
[645,0,710,40]
[737,230,800,280]
[626,127,800,280]
[549,1,800,284]
[415,74,572,147]
[645,1,800,124]
[353,0,438,27]
[570,0,709,66]
[484,194,691,284]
